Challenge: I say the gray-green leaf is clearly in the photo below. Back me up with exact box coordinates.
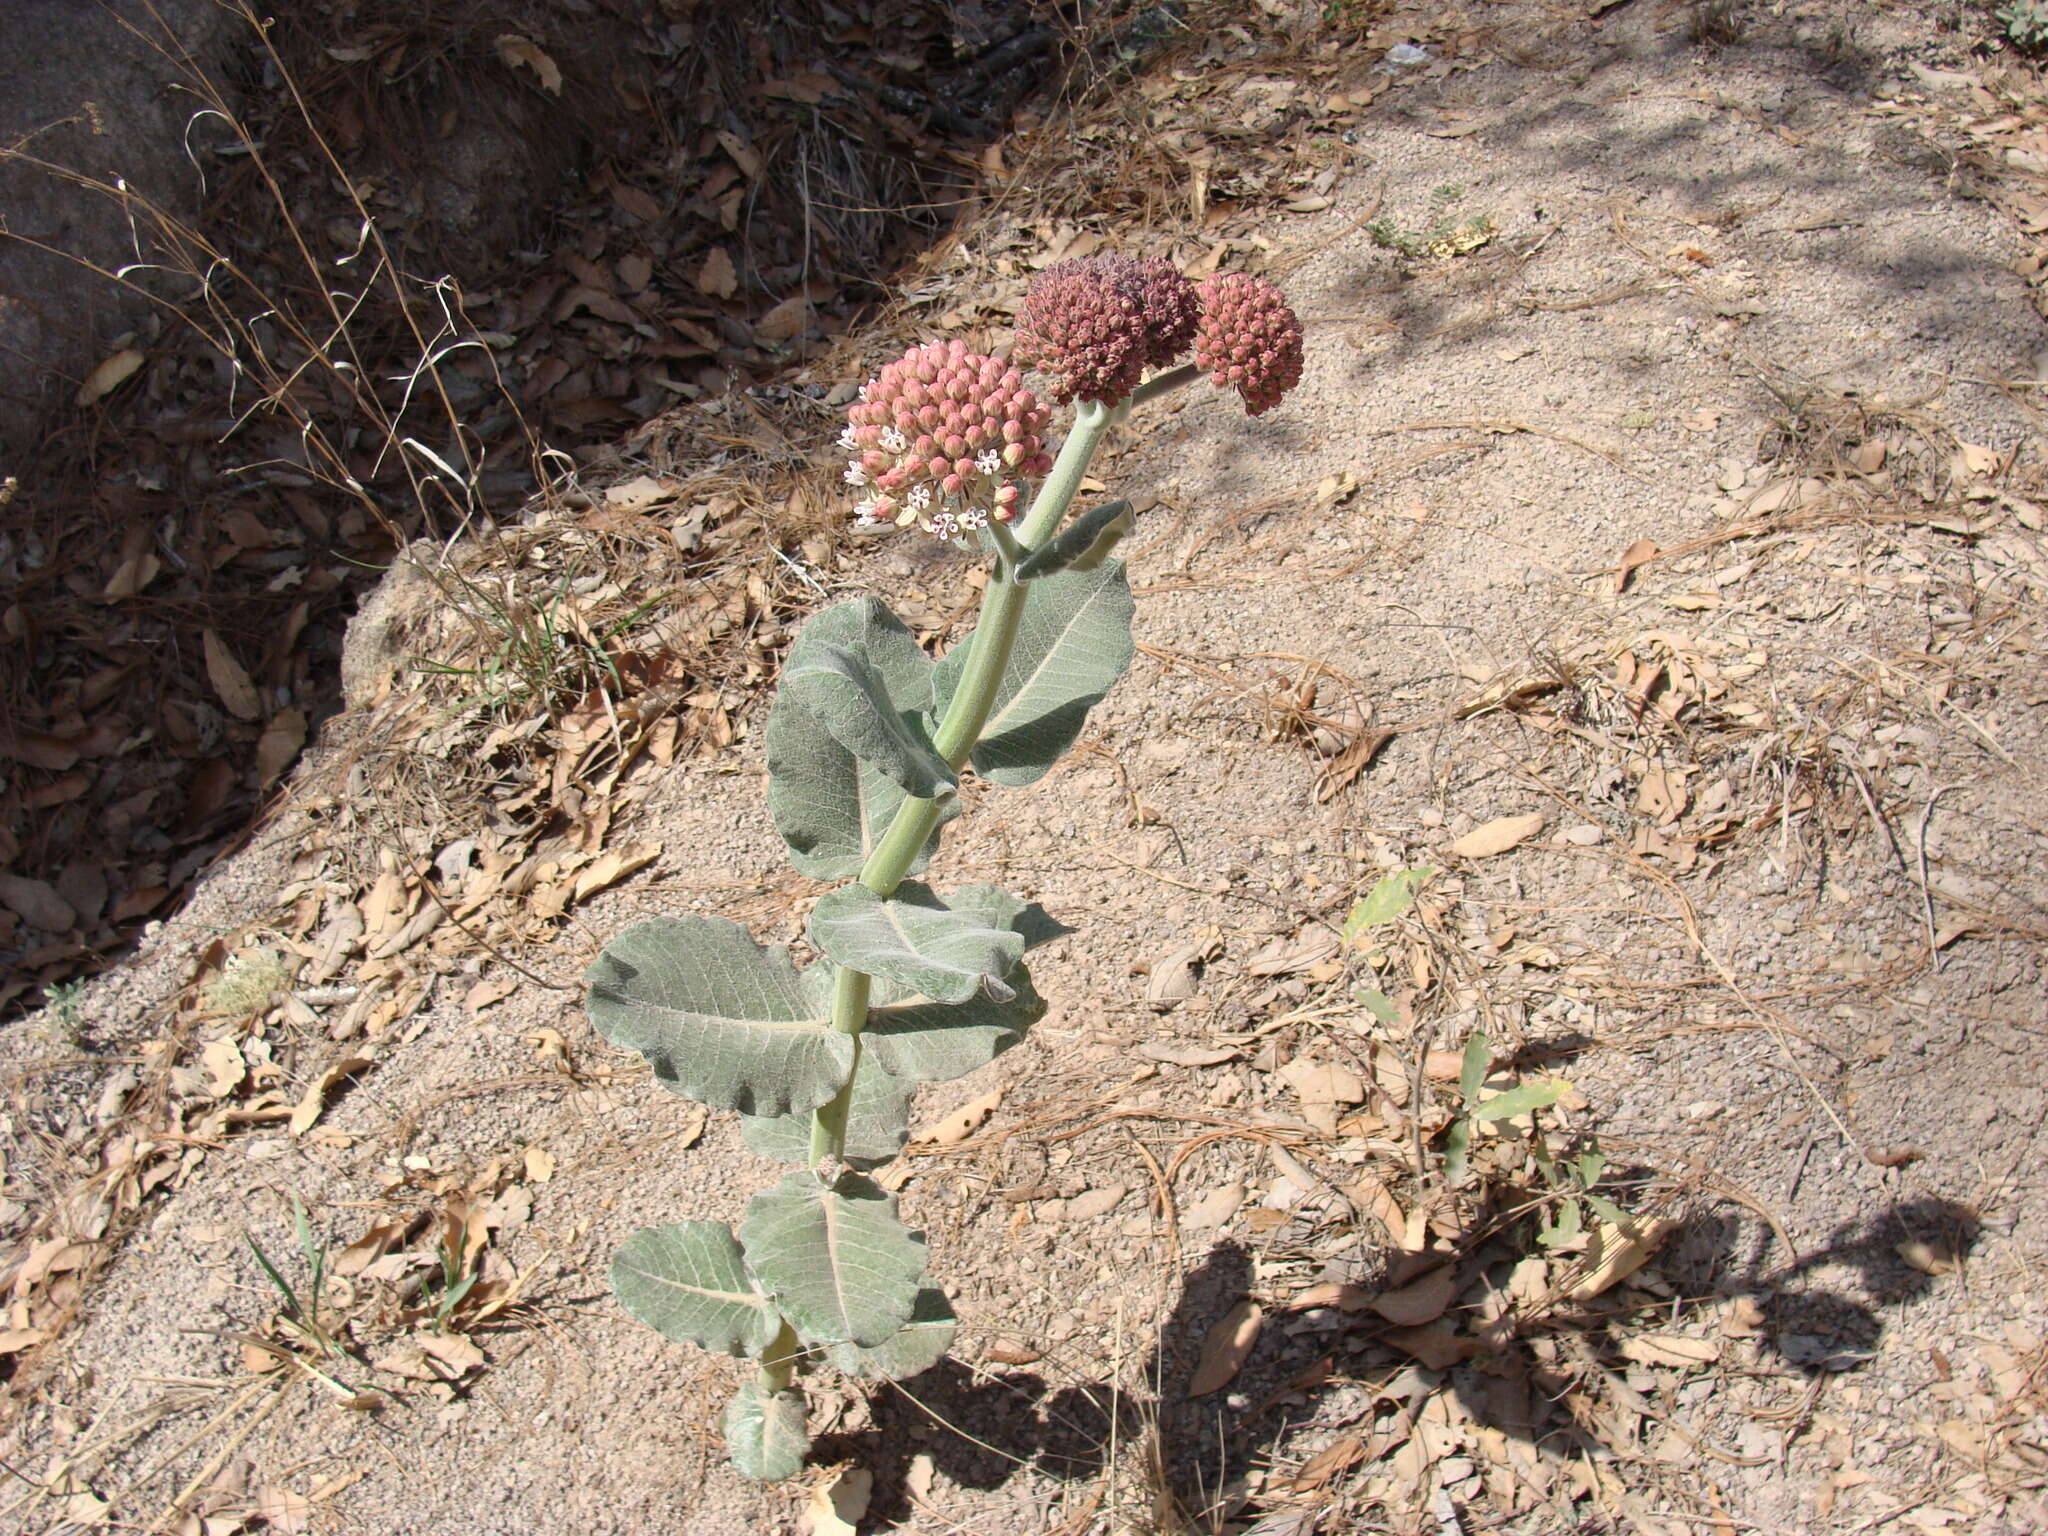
[741,1054,913,1169]
[823,1285,957,1380]
[933,561,1135,787]
[1457,1031,1491,1104]
[1341,866,1434,942]
[724,1381,811,1482]
[610,1221,782,1358]
[808,880,1025,1005]
[740,1171,927,1348]
[865,961,1046,1083]
[785,641,953,799]
[1471,1078,1571,1121]
[585,917,849,1118]
[767,599,953,880]
[1015,500,1133,580]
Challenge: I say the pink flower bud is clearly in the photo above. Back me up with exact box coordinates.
[843,337,1055,540]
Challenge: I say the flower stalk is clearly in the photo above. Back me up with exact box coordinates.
[585,250,1303,1484]
[808,399,1118,1161]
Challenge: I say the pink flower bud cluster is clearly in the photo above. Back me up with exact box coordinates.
[1016,254,1201,405]
[1192,273,1304,417]
[840,340,1055,540]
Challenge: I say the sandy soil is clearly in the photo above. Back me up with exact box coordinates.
[4,1,2046,1533]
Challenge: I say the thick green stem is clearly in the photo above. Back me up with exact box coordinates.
[1129,361,1200,411]
[757,1320,801,1394]
[806,401,1116,1161]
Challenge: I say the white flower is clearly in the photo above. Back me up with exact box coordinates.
[881,427,908,453]
[843,463,868,487]
[957,505,989,530]
[852,498,881,526]
[836,425,858,450]
[927,511,959,540]
[907,484,932,511]
[975,448,1001,476]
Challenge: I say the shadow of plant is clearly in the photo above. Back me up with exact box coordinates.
[1125,1194,1980,1528]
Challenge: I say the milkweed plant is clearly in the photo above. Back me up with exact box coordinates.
[585,255,1304,1480]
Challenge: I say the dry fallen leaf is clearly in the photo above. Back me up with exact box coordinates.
[254,1486,313,1536]
[203,629,263,721]
[1613,538,1659,594]
[1182,1183,1245,1230]
[1138,1041,1237,1068]
[289,1056,374,1136]
[1619,1334,1720,1368]
[1894,1238,1960,1276]
[1446,813,1546,859]
[923,1088,1000,1146]
[76,347,145,406]
[201,1036,247,1098]
[463,976,518,1016]
[572,843,658,902]
[1370,1265,1457,1327]
[523,1147,556,1184]
[1383,1322,1475,1370]
[494,34,563,93]
[804,1468,872,1536]
[1189,1299,1262,1396]
[696,247,738,299]
[1955,442,2000,478]
[603,475,672,512]
[754,295,810,342]
[1568,1215,1675,1300]
[0,874,76,933]
[255,708,307,789]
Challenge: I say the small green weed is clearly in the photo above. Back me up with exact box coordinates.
[1366,184,1495,260]
[246,1194,345,1361]
[1999,0,2048,49]
[202,947,289,1019]
[414,562,665,725]
[33,979,87,1049]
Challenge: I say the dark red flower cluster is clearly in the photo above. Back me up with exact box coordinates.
[1192,273,1305,417]
[1014,257,1158,404]
[1014,255,1301,416]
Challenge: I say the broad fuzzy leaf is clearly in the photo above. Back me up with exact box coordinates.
[857,885,1052,1082]
[767,599,952,880]
[808,880,1025,1005]
[824,1285,957,1381]
[585,917,849,1117]
[610,1221,781,1358]
[1015,499,1133,580]
[741,1054,913,1169]
[864,963,1047,1082]
[784,641,953,799]
[933,561,1135,786]
[740,1170,926,1348]
[724,1381,810,1482]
